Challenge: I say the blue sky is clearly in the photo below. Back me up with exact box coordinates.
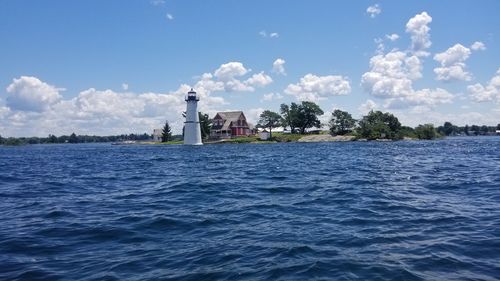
[1,0,499,136]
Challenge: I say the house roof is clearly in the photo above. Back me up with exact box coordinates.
[212,111,247,130]
[215,111,244,121]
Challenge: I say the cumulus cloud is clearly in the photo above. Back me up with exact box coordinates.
[433,43,472,81]
[1,60,278,136]
[467,68,500,102]
[272,58,286,75]
[470,41,486,51]
[260,92,283,102]
[362,51,417,98]
[362,50,453,109]
[209,62,275,92]
[406,12,432,56]
[366,4,381,18]
[358,99,378,114]
[383,88,453,109]
[245,72,273,88]
[285,74,351,102]
[6,76,63,112]
[214,62,249,80]
[385,33,399,41]
[1,82,227,137]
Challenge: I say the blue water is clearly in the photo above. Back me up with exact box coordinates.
[0,137,499,280]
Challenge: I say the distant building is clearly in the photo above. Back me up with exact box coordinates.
[153,129,162,142]
[210,111,255,139]
[259,130,270,140]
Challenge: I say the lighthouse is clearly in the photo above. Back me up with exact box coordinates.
[183,89,203,145]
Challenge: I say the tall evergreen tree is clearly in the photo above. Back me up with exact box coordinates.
[69,133,78,143]
[162,120,172,142]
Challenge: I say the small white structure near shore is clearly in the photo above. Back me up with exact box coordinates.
[259,130,270,140]
[183,89,203,145]
[152,129,162,142]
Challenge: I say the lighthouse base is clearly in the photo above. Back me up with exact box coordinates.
[184,122,203,145]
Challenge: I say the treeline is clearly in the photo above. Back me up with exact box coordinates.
[0,133,153,146]
[436,122,498,136]
[258,101,500,140]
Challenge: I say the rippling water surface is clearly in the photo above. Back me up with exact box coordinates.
[1,137,499,280]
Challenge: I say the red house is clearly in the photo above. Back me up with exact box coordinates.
[210,111,254,139]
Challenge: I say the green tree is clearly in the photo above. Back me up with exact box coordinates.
[399,126,416,139]
[161,120,172,142]
[257,110,282,139]
[470,125,480,135]
[329,109,356,135]
[280,103,299,133]
[295,101,324,134]
[69,133,79,143]
[441,121,454,136]
[480,125,489,134]
[357,110,402,140]
[199,112,212,140]
[415,124,439,140]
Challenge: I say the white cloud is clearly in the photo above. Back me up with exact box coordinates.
[259,30,279,38]
[467,68,500,102]
[433,44,472,81]
[122,83,129,91]
[209,62,275,92]
[1,74,232,137]
[166,13,174,20]
[260,92,283,102]
[434,65,471,82]
[385,33,399,41]
[384,88,453,109]
[361,51,416,98]
[471,41,486,51]
[405,12,433,56]
[285,73,351,102]
[358,99,378,114]
[6,76,63,112]
[214,62,249,80]
[434,44,471,66]
[245,72,273,88]
[374,37,384,54]
[362,50,453,109]
[366,4,381,18]
[272,58,286,75]
[245,108,265,125]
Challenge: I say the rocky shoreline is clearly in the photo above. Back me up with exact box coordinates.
[297,135,356,142]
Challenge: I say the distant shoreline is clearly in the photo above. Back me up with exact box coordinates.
[1,134,498,147]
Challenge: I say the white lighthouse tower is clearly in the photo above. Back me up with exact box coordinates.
[183,88,203,145]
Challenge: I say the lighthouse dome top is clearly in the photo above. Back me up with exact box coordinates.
[186,88,199,101]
